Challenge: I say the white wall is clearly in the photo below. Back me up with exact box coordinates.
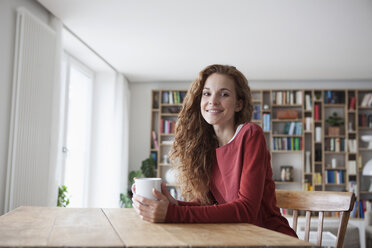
[128,80,372,173]
[0,0,50,215]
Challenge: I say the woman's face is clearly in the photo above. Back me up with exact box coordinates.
[200,73,242,129]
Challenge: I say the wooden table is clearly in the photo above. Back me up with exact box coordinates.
[0,206,316,247]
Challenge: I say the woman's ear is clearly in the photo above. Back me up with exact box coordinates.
[235,99,243,112]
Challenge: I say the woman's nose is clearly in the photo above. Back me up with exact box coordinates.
[209,94,219,105]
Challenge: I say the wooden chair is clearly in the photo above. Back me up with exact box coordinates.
[276,190,356,248]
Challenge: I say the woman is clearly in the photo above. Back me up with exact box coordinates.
[132,64,297,237]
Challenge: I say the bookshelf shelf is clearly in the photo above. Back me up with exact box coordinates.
[271,150,303,153]
[325,184,346,186]
[272,104,303,107]
[274,181,301,185]
[272,119,302,122]
[359,148,372,151]
[323,104,345,107]
[358,127,372,130]
[161,113,179,117]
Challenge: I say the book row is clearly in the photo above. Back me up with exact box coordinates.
[282,122,303,135]
[272,91,303,105]
[359,113,372,127]
[161,91,186,104]
[350,200,370,218]
[272,137,303,151]
[324,138,346,152]
[360,93,372,107]
[252,104,261,120]
[325,170,345,184]
[324,90,345,104]
[262,113,271,131]
[160,119,176,134]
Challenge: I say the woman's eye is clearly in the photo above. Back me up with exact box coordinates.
[203,92,210,96]
[221,93,229,97]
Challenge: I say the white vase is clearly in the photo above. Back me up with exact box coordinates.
[305,151,311,173]
[165,168,178,185]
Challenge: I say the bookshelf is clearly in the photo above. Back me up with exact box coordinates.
[150,90,187,198]
[150,89,372,217]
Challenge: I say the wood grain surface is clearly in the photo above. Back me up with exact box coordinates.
[0,206,316,247]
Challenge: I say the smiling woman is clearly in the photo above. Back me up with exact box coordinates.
[131,64,297,238]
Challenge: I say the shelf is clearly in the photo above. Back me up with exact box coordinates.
[160,143,173,146]
[358,127,372,130]
[324,151,346,154]
[161,113,179,117]
[252,99,262,103]
[358,106,372,110]
[272,104,303,107]
[161,133,175,136]
[161,103,183,106]
[160,133,175,135]
[159,163,171,167]
[271,150,303,153]
[152,109,160,112]
[359,148,372,151]
[360,191,372,194]
[272,134,303,137]
[325,167,346,170]
[325,184,346,186]
[274,181,301,184]
[324,135,346,138]
[323,104,345,107]
[272,119,302,122]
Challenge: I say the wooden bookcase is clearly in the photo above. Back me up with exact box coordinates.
[150,90,187,198]
[150,89,372,217]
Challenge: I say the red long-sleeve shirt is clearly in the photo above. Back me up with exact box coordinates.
[165,122,297,237]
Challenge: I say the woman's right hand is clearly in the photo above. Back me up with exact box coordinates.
[131,178,178,205]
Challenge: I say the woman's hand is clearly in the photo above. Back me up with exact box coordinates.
[132,182,178,222]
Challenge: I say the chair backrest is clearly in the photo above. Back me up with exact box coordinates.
[276,189,356,248]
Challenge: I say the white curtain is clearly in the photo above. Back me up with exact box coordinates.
[87,72,129,208]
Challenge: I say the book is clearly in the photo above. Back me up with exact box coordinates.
[348,96,356,110]
[305,94,312,110]
[152,130,159,149]
[296,91,303,104]
[305,117,311,131]
[361,93,372,107]
[348,161,356,174]
[314,104,320,120]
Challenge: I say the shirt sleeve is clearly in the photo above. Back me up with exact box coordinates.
[165,128,268,223]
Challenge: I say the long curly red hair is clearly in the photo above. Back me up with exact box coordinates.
[170,64,253,204]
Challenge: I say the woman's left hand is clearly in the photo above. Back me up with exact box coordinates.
[132,187,170,222]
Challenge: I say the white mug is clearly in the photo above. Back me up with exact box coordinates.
[134,178,162,200]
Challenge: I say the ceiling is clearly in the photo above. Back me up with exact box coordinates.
[38,0,372,82]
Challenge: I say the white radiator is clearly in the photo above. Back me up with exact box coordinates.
[5,8,57,212]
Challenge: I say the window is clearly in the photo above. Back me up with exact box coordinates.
[62,55,93,207]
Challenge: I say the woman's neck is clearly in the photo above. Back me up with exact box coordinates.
[213,124,236,147]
